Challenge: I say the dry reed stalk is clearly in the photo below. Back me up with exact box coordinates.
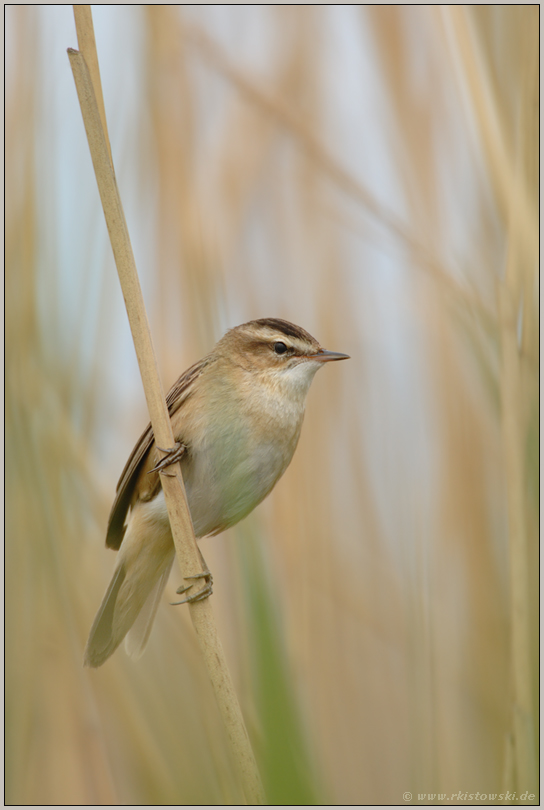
[497,139,538,801]
[6,9,118,802]
[442,7,536,236]
[444,7,538,798]
[498,284,537,796]
[143,5,222,368]
[68,8,264,803]
[73,5,112,165]
[366,8,480,795]
[180,18,488,318]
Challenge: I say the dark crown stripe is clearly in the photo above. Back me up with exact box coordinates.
[251,318,316,343]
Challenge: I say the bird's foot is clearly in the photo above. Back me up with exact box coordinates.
[149,441,187,475]
[171,570,213,605]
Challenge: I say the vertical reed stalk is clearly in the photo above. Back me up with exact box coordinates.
[498,168,538,798]
[443,8,538,797]
[499,279,537,797]
[69,7,264,803]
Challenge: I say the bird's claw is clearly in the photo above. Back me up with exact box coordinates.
[171,570,213,605]
[149,442,186,474]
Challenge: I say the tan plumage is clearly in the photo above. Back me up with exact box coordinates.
[85,318,349,667]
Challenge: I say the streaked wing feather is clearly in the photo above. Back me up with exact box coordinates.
[106,357,210,549]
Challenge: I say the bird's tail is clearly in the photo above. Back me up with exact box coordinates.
[84,510,175,668]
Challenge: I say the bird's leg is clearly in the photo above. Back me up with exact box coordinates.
[148,441,187,475]
[171,546,213,605]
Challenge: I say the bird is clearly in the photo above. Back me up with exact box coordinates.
[84,318,349,667]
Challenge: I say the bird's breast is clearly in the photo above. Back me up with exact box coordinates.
[181,385,305,537]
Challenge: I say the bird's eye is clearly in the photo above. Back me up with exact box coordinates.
[274,341,288,354]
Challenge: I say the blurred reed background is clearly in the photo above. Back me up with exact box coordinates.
[6,5,538,805]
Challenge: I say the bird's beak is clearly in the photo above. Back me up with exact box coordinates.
[310,349,350,362]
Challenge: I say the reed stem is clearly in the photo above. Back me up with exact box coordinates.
[69,7,264,803]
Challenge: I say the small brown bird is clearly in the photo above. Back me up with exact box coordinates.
[84,318,349,667]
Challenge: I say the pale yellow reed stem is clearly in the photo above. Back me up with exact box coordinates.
[68,8,264,804]
[499,271,537,798]
[440,8,537,797]
[73,5,112,165]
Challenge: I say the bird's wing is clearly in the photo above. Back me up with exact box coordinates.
[105,356,210,549]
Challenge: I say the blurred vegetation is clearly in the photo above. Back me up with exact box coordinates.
[6,5,538,805]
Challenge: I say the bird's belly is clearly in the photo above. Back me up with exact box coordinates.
[184,434,294,537]
[141,406,302,539]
